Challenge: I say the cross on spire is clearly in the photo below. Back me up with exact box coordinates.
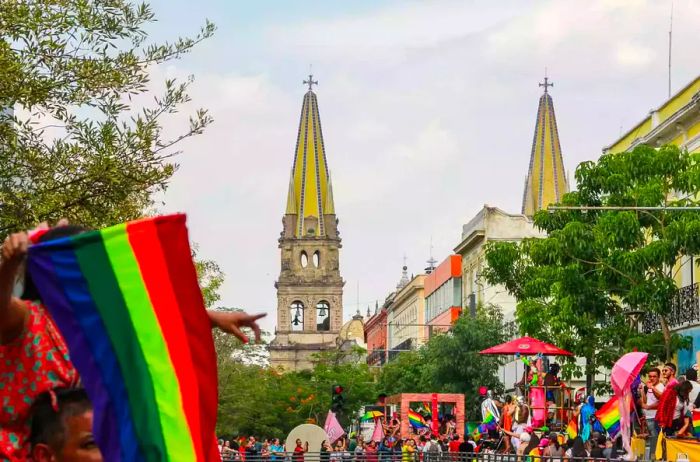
[303,74,318,92]
[539,72,553,94]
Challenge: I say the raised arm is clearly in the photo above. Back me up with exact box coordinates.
[0,232,30,344]
[207,310,266,343]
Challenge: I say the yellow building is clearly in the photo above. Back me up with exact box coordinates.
[604,74,700,373]
[522,76,569,217]
[605,75,700,154]
[386,273,427,361]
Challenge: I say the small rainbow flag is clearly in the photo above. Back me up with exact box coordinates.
[565,419,578,440]
[595,397,621,437]
[692,410,700,436]
[483,411,496,425]
[28,215,218,462]
[466,423,481,442]
[408,410,427,428]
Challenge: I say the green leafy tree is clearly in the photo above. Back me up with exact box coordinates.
[0,1,214,234]
[483,144,697,390]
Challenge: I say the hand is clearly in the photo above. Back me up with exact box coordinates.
[209,310,266,343]
[1,232,29,268]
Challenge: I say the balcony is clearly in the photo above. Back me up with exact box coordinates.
[641,283,700,333]
[367,349,386,366]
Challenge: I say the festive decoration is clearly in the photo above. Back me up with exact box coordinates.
[596,397,621,437]
[565,419,578,440]
[408,410,427,428]
[27,214,218,462]
[692,410,700,437]
[610,351,648,458]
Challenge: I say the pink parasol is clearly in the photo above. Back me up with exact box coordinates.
[611,351,648,459]
[611,351,648,395]
[479,336,573,356]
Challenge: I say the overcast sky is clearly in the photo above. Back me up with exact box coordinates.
[148,0,700,331]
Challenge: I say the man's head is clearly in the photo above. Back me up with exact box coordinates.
[686,367,698,382]
[663,362,677,380]
[648,367,661,385]
[30,388,102,462]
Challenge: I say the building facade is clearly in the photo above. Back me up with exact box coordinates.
[454,205,546,321]
[365,298,391,367]
[604,75,700,372]
[386,274,426,362]
[269,78,345,371]
[424,255,462,338]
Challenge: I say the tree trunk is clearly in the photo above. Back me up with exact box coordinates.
[586,355,593,395]
[660,316,672,361]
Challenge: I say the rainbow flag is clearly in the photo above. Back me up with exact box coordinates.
[483,411,496,425]
[595,397,620,437]
[565,419,578,440]
[408,410,427,428]
[692,410,700,436]
[466,423,481,442]
[28,215,218,462]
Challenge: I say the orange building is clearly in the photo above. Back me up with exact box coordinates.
[365,299,390,366]
[424,255,462,337]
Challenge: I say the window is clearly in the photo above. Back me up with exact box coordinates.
[313,251,320,268]
[290,301,304,331]
[300,251,308,268]
[316,300,330,331]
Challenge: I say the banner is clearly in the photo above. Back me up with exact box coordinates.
[324,411,345,443]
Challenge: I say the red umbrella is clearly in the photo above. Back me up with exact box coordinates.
[479,336,573,356]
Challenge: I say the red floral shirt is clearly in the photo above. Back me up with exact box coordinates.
[0,301,78,461]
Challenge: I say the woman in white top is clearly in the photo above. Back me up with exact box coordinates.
[671,380,693,436]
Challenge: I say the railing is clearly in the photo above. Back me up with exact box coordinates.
[221,451,654,462]
[367,349,386,366]
[641,282,700,333]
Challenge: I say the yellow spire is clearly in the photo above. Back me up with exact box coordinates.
[522,74,568,217]
[285,76,336,236]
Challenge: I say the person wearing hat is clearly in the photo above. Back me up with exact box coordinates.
[528,438,549,462]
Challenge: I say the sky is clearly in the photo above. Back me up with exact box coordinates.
[147,0,700,332]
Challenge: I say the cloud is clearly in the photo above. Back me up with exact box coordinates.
[152,0,700,332]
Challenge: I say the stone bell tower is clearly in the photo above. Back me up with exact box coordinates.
[268,75,344,371]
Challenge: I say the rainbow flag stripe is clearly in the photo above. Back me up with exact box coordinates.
[692,410,700,436]
[408,410,427,428]
[28,215,218,462]
[483,411,496,424]
[595,397,621,437]
[566,419,577,440]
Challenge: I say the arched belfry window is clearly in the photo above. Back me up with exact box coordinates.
[313,251,320,268]
[300,251,308,268]
[316,300,330,331]
[290,301,304,331]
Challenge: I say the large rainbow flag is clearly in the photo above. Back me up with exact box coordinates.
[27,215,219,462]
[595,397,620,438]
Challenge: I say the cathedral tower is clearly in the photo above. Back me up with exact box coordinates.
[522,74,568,217]
[269,76,344,371]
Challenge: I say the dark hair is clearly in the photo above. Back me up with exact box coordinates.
[522,434,539,457]
[686,368,698,382]
[649,367,661,377]
[571,437,587,457]
[29,388,92,450]
[678,380,693,401]
[21,225,88,301]
[505,395,513,404]
[665,362,677,373]
[548,433,560,450]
